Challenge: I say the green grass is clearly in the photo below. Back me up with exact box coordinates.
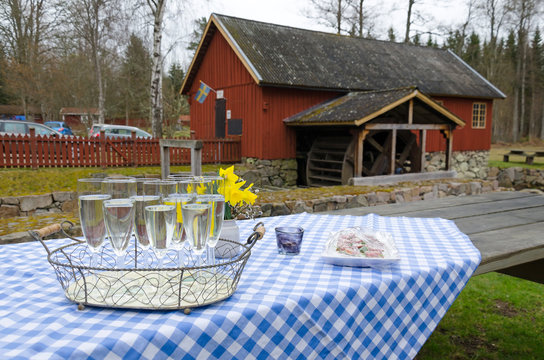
[416,272,544,359]
[0,165,224,197]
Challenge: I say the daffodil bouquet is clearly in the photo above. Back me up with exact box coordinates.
[219,166,259,220]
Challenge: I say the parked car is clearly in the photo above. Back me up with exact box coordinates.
[0,120,62,137]
[89,124,152,139]
[44,121,74,135]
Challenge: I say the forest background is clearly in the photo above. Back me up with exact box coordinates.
[0,0,543,142]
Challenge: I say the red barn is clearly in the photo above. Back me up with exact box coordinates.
[181,14,505,186]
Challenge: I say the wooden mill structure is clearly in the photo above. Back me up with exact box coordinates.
[181,14,505,186]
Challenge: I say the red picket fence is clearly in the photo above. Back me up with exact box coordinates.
[0,132,241,168]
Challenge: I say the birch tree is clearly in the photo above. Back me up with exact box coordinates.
[0,0,52,119]
[66,0,121,124]
[307,0,353,35]
[147,0,166,138]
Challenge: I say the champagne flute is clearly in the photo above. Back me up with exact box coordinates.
[198,176,226,265]
[145,204,176,268]
[143,179,177,201]
[77,178,110,267]
[182,203,212,268]
[164,193,194,267]
[103,198,135,268]
[103,178,137,268]
[131,194,160,267]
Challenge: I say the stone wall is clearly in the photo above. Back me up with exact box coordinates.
[0,192,77,219]
[257,179,502,217]
[489,166,544,189]
[240,158,298,188]
[425,150,489,179]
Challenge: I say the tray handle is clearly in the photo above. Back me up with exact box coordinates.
[246,222,265,245]
[29,221,81,255]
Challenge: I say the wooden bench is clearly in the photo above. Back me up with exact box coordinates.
[503,149,534,164]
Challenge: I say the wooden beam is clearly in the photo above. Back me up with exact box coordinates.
[445,129,453,170]
[365,123,449,130]
[408,99,413,124]
[354,130,368,178]
[390,129,397,175]
[159,139,203,179]
[419,129,427,173]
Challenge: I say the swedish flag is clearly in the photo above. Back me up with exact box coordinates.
[195,81,212,103]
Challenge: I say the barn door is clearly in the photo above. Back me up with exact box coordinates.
[215,99,226,138]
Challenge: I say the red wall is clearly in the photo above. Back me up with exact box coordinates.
[189,30,338,159]
[428,97,494,152]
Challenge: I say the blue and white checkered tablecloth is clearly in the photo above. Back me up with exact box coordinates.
[0,213,480,359]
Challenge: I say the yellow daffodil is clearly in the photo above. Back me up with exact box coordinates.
[219,166,258,219]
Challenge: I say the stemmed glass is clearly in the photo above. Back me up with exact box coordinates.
[164,193,194,267]
[182,202,212,269]
[143,179,177,201]
[145,204,176,268]
[77,178,111,267]
[198,176,226,265]
[132,178,160,267]
[102,178,137,268]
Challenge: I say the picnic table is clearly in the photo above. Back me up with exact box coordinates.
[0,212,480,359]
[503,149,544,165]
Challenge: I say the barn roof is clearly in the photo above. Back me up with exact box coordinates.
[182,14,505,99]
[283,87,466,127]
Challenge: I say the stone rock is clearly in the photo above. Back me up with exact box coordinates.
[366,192,378,206]
[280,159,297,170]
[241,170,261,187]
[52,191,74,203]
[0,231,33,245]
[270,176,284,187]
[2,197,19,205]
[270,203,291,216]
[293,201,312,213]
[260,203,273,217]
[455,153,467,163]
[459,162,469,172]
[376,192,391,204]
[0,205,20,218]
[470,181,482,194]
[344,195,365,208]
[61,199,78,213]
[423,192,435,200]
[19,194,53,212]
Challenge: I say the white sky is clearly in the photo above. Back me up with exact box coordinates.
[165,0,471,68]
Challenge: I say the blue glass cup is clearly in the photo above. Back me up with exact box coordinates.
[275,227,304,255]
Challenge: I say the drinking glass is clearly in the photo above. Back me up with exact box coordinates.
[102,177,137,199]
[145,204,176,268]
[179,178,211,196]
[131,194,160,267]
[182,203,212,268]
[103,198,135,268]
[77,178,110,267]
[102,178,137,268]
[164,193,194,267]
[143,179,177,200]
[197,176,226,265]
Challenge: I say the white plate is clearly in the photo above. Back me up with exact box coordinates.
[321,228,400,268]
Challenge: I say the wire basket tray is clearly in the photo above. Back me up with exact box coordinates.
[30,222,265,312]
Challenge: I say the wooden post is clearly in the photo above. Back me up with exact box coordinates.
[445,129,453,170]
[419,129,427,173]
[160,145,171,179]
[100,129,106,169]
[390,129,397,175]
[354,130,368,178]
[29,128,37,169]
[408,99,413,124]
[131,131,137,167]
[191,147,202,176]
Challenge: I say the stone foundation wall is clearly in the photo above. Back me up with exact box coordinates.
[240,158,298,188]
[257,179,502,217]
[489,166,544,189]
[425,150,489,179]
[0,192,77,219]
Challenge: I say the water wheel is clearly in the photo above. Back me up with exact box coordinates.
[305,131,420,186]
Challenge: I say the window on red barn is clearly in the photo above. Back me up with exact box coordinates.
[472,103,486,129]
